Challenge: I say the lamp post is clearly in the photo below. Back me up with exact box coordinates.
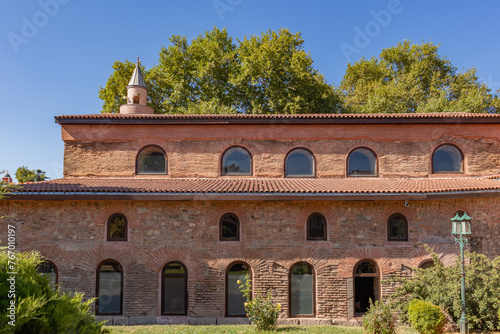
[451,210,472,334]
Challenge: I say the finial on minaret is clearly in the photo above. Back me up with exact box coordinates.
[119,56,154,114]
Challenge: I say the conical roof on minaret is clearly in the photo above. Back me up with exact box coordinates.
[127,57,147,89]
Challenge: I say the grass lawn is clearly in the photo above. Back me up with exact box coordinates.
[105,324,419,334]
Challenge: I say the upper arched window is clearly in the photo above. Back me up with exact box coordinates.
[96,260,123,315]
[220,213,240,241]
[107,213,127,241]
[347,148,377,176]
[162,261,188,315]
[37,260,58,288]
[289,262,315,317]
[307,213,327,241]
[221,146,252,175]
[136,145,167,174]
[285,148,315,177]
[432,144,463,173]
[387,213,408,241]
[226,262,250,316]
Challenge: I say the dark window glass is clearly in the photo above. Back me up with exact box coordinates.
[286,149,314,177]
[388,214,408,241]
[227,263,249,316]
[348,148,377,176]
[419,260,435,269]
[97,261,122,315]
[220,213,239,241]
[137,146,166,174]
[37,261,57,288]
[222,147,252,175]
[432,145,463,173]
[162,262,187,315]
[290,263,314,316]
[107,214,127,241]
[355,261,377,274]
[307,213,326,240]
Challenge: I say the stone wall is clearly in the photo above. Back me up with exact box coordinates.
[1,196,498,322]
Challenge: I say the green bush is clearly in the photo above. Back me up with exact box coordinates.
[0,248,107,334]
[408,299,445,334]
[388,244,500,332]
[362,299,396,334]
[239,274,281,331]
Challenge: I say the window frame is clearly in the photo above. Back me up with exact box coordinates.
[284,147,316,178]
[106,213,128,242]
[219,213,240,241]
[289,262,315,318]
[225,261,251,317]
[306,213,327,241]
[36,260,58,287]
[161,261,188,316]
[387,213,408,242]
[136,145,167,175]
[431,144,464,174]
[96,260,123,316]
[220,146,253,176]
[346,147,378,177]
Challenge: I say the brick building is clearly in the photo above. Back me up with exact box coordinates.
[3,62,500,325]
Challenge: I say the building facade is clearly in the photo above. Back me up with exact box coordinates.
[3,63,500,325]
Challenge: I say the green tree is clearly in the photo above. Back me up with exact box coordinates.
[99,27,341,114]
[340,40,499,113]
[15,167,49,183]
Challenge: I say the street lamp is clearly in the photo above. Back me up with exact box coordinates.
[451,210,472,334]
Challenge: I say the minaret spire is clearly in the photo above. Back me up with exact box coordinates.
[119,56,154,114]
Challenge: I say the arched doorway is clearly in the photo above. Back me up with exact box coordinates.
[354,260,379,314]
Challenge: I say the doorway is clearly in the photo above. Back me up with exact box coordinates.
[353,260,379,315]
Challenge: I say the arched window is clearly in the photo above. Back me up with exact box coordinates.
[306,213,326,241]
[162,261,188,315]
[289,262,315,317]
[354,260,379,314]
[432,144,463,173]
[285,148,315,177]
[37,260,58,288]
[347,147,377,176]
[221,146,252,175]
[107,213,127,241]
[220,213,240,241]
[136,145,167,174]
[226,262,250,316]
[133,95,140,104]
[387,213,408,241]
[96,260,123,315]
[419,260,435,269]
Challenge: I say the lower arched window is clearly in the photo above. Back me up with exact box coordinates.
[37,260,58,288]
[307,213,327,241]
[419,260,435,269]
[96,260,123,315]
[162,261,188,315]
[226,262,250,316]
[289,262,315,317]
[107,213,127,241]
[220,213,240,241]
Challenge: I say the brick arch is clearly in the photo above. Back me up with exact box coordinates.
[95,203,140,229]
[432,135,474,155]
[410,244,458,268]
[145,245,204,280]
[37,245,72,274]
[135,137,166,150]
[296,203,335,231]
[341,139,386,156]
[381,204,418,222]
[207,203,249,229]
[209,247,267,275]
[80,244,137,273]
[337,247,394,277]
[276,247,330,274]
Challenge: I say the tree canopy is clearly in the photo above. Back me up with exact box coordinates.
[15,167,49,183]
[99,29,499,114]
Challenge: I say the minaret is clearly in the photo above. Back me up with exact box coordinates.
[119,57,154,114]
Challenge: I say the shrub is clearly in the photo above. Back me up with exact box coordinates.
[0,248,107,334]
[238,274,281,331]
[362,299,396,334]
[408,299,445,334]
[388,244,500,332]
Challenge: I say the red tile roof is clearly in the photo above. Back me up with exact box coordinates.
[54,112,500,125]
[12,177,500,197]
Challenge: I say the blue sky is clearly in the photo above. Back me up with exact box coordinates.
[1,0,499,181]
